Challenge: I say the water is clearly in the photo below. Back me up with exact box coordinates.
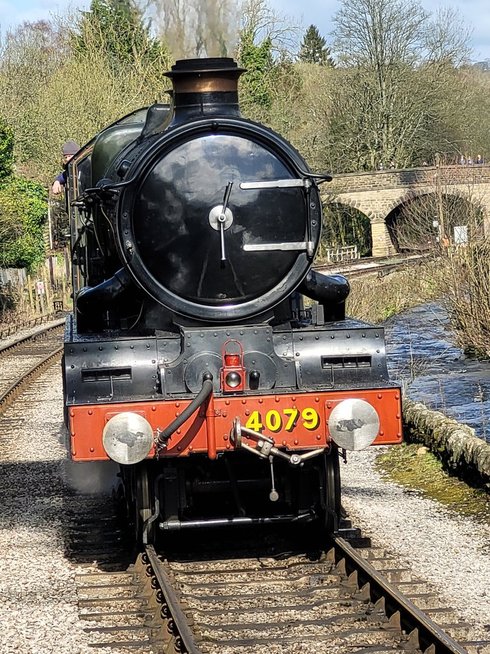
[384,302,490,442]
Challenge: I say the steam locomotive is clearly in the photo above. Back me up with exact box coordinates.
[63,57,402,544]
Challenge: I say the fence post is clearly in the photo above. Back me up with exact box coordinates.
[27,275,35,317]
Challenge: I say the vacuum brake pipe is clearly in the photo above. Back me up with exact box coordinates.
[156,373,215,457]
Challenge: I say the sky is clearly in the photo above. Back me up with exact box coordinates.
[1,0,490,62]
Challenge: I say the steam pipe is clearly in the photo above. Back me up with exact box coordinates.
[76,268,132,315]
[300,270,350,304]
[300,270,350,321]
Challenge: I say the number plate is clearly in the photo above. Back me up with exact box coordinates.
[245,407,320,433]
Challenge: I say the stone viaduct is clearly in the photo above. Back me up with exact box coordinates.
[322,165,490,257]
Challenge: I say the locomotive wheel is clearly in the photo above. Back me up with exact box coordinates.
[132,463,153,545]
[321,447,341,534]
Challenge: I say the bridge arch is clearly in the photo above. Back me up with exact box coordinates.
[321,200,372,257]
[323,165,490,256]
[385,190,484,252]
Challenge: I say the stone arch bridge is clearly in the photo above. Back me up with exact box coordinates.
[323,165,490,256]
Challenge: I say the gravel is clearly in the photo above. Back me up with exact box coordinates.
[0,366,99,654]
[0,358,489,651]
[341,447,490,635]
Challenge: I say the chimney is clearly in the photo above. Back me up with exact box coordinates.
[164,57,245,123]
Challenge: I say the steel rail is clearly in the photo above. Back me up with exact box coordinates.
[0,318,65,355]
[144,545,203,654]
[333,535,469,654]
[0,346,63,414]
[0,313,64,339]
[316,252,431,279]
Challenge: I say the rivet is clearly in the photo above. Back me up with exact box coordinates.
[316,434,322,440]
[152,406,156,411]
[223,434,228,441]
[258,398,263,404]
[88,409,93,415]
[282,440,287,446]
[245,409,250,416]
[377,394,382,399]
[90,447,94,453]
[294,439,299,445]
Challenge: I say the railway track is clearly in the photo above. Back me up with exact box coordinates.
[0,319,65,413]
[0,319,488,653]
[316,253,430,279]
[73,520,489,654]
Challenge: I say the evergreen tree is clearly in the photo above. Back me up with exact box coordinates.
[74,0,169,71]
[299,25,334,66]
[237,28,274,111]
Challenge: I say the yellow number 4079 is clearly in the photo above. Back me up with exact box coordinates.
[245,407,320,433]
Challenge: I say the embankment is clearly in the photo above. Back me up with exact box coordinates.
[403,399,490,489]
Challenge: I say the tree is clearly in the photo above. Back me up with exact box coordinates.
[298,25,334,66]
[0,176,47,271]
[0,12,172,185]
[237,27,274,114]
[73,0,169,71]
[0,21,66,167]
[328,0,472,171]
[235,0,300,121]
[0,119,14,181]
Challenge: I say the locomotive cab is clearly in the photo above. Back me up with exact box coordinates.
[63,57,402,545]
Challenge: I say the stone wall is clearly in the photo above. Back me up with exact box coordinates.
[403,399,490,489]
[327,165,490,195]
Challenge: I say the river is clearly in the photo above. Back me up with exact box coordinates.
[384,302,490,443]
